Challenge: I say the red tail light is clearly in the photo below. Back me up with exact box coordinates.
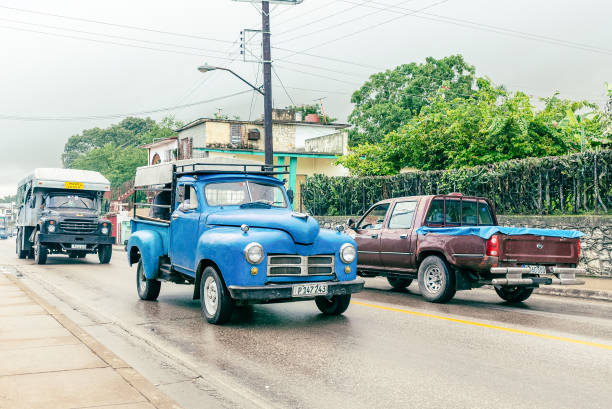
[486,235,499,256]
[577,240,580,259]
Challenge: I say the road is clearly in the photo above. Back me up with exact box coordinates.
[1,238,610,409]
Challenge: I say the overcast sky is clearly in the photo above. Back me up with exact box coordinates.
[0,0,610,196]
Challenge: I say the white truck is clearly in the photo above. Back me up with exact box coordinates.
[15,168,115,264]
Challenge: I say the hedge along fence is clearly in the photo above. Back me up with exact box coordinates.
[301,150,612,216]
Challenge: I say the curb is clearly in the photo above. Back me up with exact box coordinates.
[7,273,183,409]
[532,286,612,302]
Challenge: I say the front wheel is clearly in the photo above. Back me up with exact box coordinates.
[98,245,112,264]
[200,266,234,325]
[494,286,534,303]
[16,229,27,259]
[136,260,161,301]
[417,255,456,303]
[387,277,413,290]
[315,294,352,315]
[33,233,47,265]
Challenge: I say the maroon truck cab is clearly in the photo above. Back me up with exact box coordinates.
[350,194,583,303]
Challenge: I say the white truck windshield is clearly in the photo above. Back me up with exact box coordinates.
[47,194,95,209]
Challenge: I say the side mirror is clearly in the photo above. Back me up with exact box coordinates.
[287,189,294,204]
[346,218,356,229]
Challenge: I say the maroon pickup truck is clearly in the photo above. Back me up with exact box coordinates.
[348,194,584,303]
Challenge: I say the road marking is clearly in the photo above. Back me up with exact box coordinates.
[352,301,612,351]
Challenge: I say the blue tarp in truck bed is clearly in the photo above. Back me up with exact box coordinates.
[415,226,584,240]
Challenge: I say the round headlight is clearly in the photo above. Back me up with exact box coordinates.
[340,243,356,264]
[244,242,264,265]
[47,224,56,233]
[101,227,109,235]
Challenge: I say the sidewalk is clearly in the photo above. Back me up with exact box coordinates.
[0,271,182,409]
[532,276,612,302]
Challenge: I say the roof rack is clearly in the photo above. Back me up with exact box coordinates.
[175,162,289,176]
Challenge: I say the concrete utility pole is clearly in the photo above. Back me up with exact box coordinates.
[261,1,274,168]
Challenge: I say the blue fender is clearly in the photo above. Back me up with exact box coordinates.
[127,230,164,279]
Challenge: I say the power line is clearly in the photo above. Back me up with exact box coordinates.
[0,17,234,56]
[336,0,612,57]
[0,25,237,61]
[0,4,234,45]
[280,0,449,60]
[272,66,296,107]
[0,90,253,122]
[274,0,338,28]
[273,46,383,71]
[273,64,363,86]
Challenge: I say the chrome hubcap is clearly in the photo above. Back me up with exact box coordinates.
[138,267,146,294]
[424,266,443,293]
[204,276,218,316]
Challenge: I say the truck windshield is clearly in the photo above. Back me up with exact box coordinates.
[46,195,95,209]
[205,181,287,208]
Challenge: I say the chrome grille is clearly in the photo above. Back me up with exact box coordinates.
[267,255,335,276]
[60,219,97,234]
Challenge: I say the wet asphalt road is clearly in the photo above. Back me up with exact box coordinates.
[1,239,611,409]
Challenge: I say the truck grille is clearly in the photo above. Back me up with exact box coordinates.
[267,255,334,276]
[60,219,97,234]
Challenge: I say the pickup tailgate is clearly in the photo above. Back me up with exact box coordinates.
[499,234,579,264]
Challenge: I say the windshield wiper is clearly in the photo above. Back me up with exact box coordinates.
[240,200,273,209]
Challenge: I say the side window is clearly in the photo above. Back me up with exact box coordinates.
[187,186,199,209]
[176,185,185,209]
[425,199,444,225]
[176,185,198,211]
[445,199,461,225]
[388,201,417,229]
[357,203,390,230]
[478,201,494,225]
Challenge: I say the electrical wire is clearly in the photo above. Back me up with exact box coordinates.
[0,4,234,45]
[272,66,296,106]
[336,0,612,57]
[0,90,253,122]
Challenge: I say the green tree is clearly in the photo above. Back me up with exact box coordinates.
[338,78,606,175]
[63,116,183,187]
[348,55,476,146]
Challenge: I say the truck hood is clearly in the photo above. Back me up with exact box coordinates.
[206,208,320,245]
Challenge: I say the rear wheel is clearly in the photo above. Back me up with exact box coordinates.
[98,245,112,264]
[387,277,413,290]
[136,260,161,301]
[315,294,352,315]
[417,255,456,303]
[494,286,534,303]
[200,266,234,325]
[16,229,27,259]
[33,232,47,265]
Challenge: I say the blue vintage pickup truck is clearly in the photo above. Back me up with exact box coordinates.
[127,159,363,324]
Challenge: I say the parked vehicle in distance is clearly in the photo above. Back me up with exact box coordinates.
[349,193,584,303]
[0,215,7,240]
[127,159,363,325]
[15,168,115,264]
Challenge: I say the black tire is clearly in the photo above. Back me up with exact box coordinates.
[33,232,47,265]
[16,229,27,259]
[199,266,234,325]
[315,294,352,315]
[98,245,112,264]
[494,286,534,303]
[136,260,161,301]
[417,255,456,303]
[387,277,413,290]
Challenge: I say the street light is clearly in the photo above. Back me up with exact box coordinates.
[198,64,264,95]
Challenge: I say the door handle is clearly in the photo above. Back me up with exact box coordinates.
[400,234,408,239]
[370,234,378,239]
[171,214,179,220]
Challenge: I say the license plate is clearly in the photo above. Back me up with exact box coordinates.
[71,244,87,250]
[525,265,546,275]
[65,182,84,190]
[292,283,328,297]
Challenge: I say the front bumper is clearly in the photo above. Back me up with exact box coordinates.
[38,233,115,245]
[228,278,365,301]
[490,267,585,286]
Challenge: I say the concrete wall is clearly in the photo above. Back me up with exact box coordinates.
[304,131,348,155]
[147,139,177,164]
[312,215,612,277]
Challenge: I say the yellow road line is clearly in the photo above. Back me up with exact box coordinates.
[351,300,612,351]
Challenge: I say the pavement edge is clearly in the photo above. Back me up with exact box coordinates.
[6,273,184,409]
